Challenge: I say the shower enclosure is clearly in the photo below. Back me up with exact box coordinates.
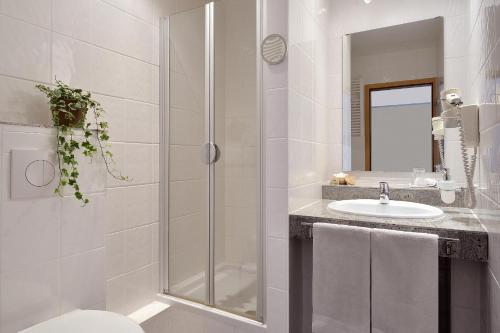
[159,0,262,321]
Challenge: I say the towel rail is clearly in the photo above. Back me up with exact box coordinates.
[300,221,460,257]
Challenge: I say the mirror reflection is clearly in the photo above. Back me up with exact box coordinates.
[344,17,444,172]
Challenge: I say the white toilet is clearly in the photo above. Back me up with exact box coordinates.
[19,310,145,333]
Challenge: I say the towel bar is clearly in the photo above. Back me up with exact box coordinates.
[300,221,460,257]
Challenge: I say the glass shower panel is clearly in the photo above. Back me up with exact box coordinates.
[167,6,209,304]
[213,0,258,319]
[164,0,260,320]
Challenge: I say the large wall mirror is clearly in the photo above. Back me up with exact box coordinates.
[343,17,444,172]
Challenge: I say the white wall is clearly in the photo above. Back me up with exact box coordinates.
[467,0,500,332]
[264,0,290,331]
[0,0,291,333]
[0,0,160,331]
[288,0,332,212]
[328,0,472,174]
[0,124,108,333]
[327,1,499,332]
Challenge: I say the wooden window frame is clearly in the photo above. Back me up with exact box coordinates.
[364,77,439,171]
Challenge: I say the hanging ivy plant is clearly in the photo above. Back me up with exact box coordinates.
[36,80,128,204]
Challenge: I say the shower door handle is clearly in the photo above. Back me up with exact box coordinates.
[212,143,221,164]
[202,142,221,164]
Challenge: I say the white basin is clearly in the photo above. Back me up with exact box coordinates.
[328,199,444,219]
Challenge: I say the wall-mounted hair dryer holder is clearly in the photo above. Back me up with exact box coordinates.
[437,89,479,208]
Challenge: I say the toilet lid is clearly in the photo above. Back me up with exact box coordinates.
[19,310,145,333]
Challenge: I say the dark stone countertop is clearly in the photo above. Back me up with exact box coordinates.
[290,200,488,262]
[322,184,466,207]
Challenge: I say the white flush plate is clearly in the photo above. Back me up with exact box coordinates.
[11,149,59,199]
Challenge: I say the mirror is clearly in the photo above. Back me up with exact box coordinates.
[343,17,444,172]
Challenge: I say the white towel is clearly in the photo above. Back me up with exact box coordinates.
[312,223,371,333]
[371,229,438,333]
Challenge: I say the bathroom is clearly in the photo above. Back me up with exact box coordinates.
[0,0,498,332]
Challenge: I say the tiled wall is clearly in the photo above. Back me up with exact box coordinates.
[327,0,473,176]
[326,0,499,332]
[0,1,291,333]
[0,124,107,333]
[264,0,290,331]
[0,0,160,331]
[468,0,500,332]
[288,0,332,212]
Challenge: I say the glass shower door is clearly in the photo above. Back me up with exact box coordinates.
[163,0,260,320]
[167,5,209,304]
[212,0,259,318]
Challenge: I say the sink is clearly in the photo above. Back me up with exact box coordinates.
[327,199,444,219]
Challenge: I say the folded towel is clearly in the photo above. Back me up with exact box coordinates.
[312,223,371,333]
[371,229,438,333]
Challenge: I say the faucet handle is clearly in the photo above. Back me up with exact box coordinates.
[379,181,389,193]
[379,182,390,204]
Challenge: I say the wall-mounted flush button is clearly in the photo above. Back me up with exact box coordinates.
[11,149,58,199]
[25,160,55,187]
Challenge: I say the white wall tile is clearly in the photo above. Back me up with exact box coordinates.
[0,260,59,333]
[0,75,51,126]
[106,231,126,279]
[106,264,155,315]
[0,198,60,273]
[53,34,157,103]
[0,15,51,82]
[152,222,160,262]
[104,187,127,233]
[151,185,159,224]
[125,225,153,272]
[124,143,154,185]
[52,0,92,41]
[265,0,288,36]
[266,288,289,333]
[267,188,289,238]
[125,184,154,228]
[61,194,105,257]
[102,0,155,24]
[60,248,106,312]
[263,60,288,90]
[0,0,159,328]
[267,237,289,290]
[92,46,156,103]
[0,0,51,28]
[52,33,95,91]
[267,139,288,188]
[265,88,288,138]
[92,0,155,63]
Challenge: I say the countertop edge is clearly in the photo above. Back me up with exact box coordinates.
[289,213,488,262]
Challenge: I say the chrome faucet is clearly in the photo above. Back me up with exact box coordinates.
[379,182,390,204]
